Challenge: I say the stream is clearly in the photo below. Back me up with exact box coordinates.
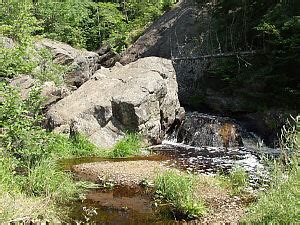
[63,111,277,224]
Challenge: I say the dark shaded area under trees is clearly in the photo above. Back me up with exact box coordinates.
[207,0,300,110]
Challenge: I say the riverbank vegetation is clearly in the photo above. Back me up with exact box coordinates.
[242,116,300,223]
[0,83,143,223]
[154,170,206,219]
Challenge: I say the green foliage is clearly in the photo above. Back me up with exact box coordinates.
[0,44,38,78]
[210,0,300,110]
[34,0,91,49]
[0,84,47,167]
[243,163,299,223]
[155,170,206,218]
[243,115,300,223]
[0,2,70,81]
[0,1,40,78]
[21,159,80,202]
[0,1,41,44]
[32,48,69,85]
[32,0,175,51]
[47,133,103,159]
[218,166,249,196]
[110,133,141,158]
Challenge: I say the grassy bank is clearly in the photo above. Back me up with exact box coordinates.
[154,170,206,219]
[242,116,299,223]
[0,83,142,223]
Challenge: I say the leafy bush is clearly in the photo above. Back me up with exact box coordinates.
[110,133,141,158]
[0,1,40,78]
[155,170,206,218]
[0,84,48,167]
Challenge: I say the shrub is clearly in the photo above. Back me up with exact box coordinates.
[155,170,206,218]
[110,133,141,158]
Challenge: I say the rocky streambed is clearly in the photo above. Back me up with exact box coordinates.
[63,154,247,224]
[59,111,276,224]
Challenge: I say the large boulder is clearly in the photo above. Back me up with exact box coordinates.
[46,57,183,148]
[35,39,100,87]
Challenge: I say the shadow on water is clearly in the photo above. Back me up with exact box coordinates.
[66,185,175,224]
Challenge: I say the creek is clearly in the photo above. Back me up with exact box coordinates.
[62,111,277,224]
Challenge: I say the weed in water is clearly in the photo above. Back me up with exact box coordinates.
[154,170,206,219]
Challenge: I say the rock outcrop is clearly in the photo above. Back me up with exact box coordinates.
[96,45,121,68]
[119,0,218,110]
[10,75,70,107]
[120,0,203,64]
[46,57,183,148]
[35,39,100,87]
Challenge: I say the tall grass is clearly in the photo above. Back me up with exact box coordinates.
[109,133,141,158]
[218,165,249,196]
[155,170,206,219]
[22,159,80,201]
[243,115,300,223]
[243,165,299,223]
[47,133,105,159]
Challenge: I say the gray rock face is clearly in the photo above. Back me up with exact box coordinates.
[0,36,15,49]
[120,0,203,64]
[46,57,183,148]
[119,0,218,110]
[10,75,70,107]
[168,112,257,149]
[35,39,100,87]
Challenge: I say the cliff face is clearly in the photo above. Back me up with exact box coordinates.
[121,0,215,109]
[120,0,253,113]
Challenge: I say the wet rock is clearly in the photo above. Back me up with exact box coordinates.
[35,39,100,87]
[168,112,256,148]
[46,57,182,148]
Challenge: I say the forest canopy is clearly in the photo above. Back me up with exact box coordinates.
[0,0,177,52]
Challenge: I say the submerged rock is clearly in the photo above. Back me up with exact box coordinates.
[46,57,183,148]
